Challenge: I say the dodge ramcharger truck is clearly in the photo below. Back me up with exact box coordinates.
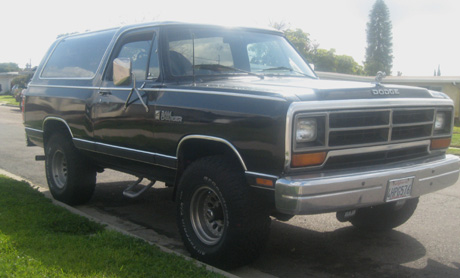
[23,22,460,268]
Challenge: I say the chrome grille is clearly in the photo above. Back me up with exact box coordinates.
[326,108,447,148]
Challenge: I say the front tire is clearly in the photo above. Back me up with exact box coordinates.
[45,133,96,205]
[176,156,270,269]
[350,198,419,231]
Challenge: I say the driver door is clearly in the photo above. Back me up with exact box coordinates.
[92,27,160,153]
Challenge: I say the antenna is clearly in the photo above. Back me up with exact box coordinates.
[192,32,196,86]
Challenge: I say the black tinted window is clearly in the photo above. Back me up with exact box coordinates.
[105,29,158,82]
[117,40,151,80]
[41,29,116,78]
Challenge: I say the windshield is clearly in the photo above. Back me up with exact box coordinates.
[165,26,316,78]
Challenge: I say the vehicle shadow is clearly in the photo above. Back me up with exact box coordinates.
[252,219,459,278]
[85,181,460,278]
[87,181,179,240]
[7,106,21,112]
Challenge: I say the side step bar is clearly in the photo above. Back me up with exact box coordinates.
[35,155,45,161]
[123,177,155,198]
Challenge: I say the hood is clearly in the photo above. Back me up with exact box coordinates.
[195,77,439,102]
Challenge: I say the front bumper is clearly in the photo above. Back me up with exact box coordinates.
[275,155,460,215]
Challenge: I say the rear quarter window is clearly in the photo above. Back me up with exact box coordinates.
[41,29,116,79]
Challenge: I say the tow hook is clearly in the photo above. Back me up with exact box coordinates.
[336,209,356,222]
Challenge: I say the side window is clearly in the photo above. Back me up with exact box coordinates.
[108,30,158,82]
[117,40,151,80]
[41,30,115,78]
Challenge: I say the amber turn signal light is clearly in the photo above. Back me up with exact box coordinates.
[292,152,327,167]
[431,138,451,150]
[256,178,274,187]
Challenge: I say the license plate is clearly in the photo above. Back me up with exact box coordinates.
[386,177,414,202]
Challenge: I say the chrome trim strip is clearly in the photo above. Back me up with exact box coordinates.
[24,127,43,133]
[73,138,177,169]
[99,87,132,91]
[245,171,279,180]
[43,117,74,138]
[326,140,430,159]
[73,138,176,159]
[158,88,286,102]
[177,135,248,171]
[29,84,99,90]
[250,185,277,191]
[289,98,453,113]
[28,85,286,102]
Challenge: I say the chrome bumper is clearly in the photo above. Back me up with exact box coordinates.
[275,155,460,215]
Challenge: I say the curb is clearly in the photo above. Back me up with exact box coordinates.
[0,168,240,278]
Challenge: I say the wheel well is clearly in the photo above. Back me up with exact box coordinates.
[43,119,72,147]
[174,139,245,188]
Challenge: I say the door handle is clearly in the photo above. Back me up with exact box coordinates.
[99,90,112,96]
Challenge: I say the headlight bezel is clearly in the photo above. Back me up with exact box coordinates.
[293,113,326,151]
[434,109,452,136]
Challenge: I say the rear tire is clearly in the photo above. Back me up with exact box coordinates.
[176,156,270,269]
[45,133,96,205]
[350,198,419,231]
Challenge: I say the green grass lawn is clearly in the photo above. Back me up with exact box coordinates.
[0,95,19,106]
[0,175,221,278]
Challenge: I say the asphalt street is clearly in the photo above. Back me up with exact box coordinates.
[1,104,459,278]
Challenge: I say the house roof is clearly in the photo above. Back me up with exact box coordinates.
[0,72,19,77]
[316,71,460,85]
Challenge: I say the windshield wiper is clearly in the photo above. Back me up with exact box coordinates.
[194,64,264,79]
[262,66,315,79]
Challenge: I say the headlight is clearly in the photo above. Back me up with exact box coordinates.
[434,112,446,130]
[296,118,317,142]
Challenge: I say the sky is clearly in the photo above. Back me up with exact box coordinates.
[1,0,458,76]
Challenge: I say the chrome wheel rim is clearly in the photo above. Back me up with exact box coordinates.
[51,150,67,189]
[190,185,225,245]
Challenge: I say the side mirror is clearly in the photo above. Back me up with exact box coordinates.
[113,58,132,86]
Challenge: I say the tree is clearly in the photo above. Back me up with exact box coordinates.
[11,74,33,88]
[0,63,20,73]
[311,49,337,72]
[284,28,313,57]
[336,54,365,75]
[275,23,364,75]
[364,0,393,76]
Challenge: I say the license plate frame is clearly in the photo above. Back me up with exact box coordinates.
[385,177,414,202]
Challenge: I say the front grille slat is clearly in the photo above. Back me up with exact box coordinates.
[329,111,390,128]
[391,124,433,140]
[329,128,389,146]
[324,146,429,170]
